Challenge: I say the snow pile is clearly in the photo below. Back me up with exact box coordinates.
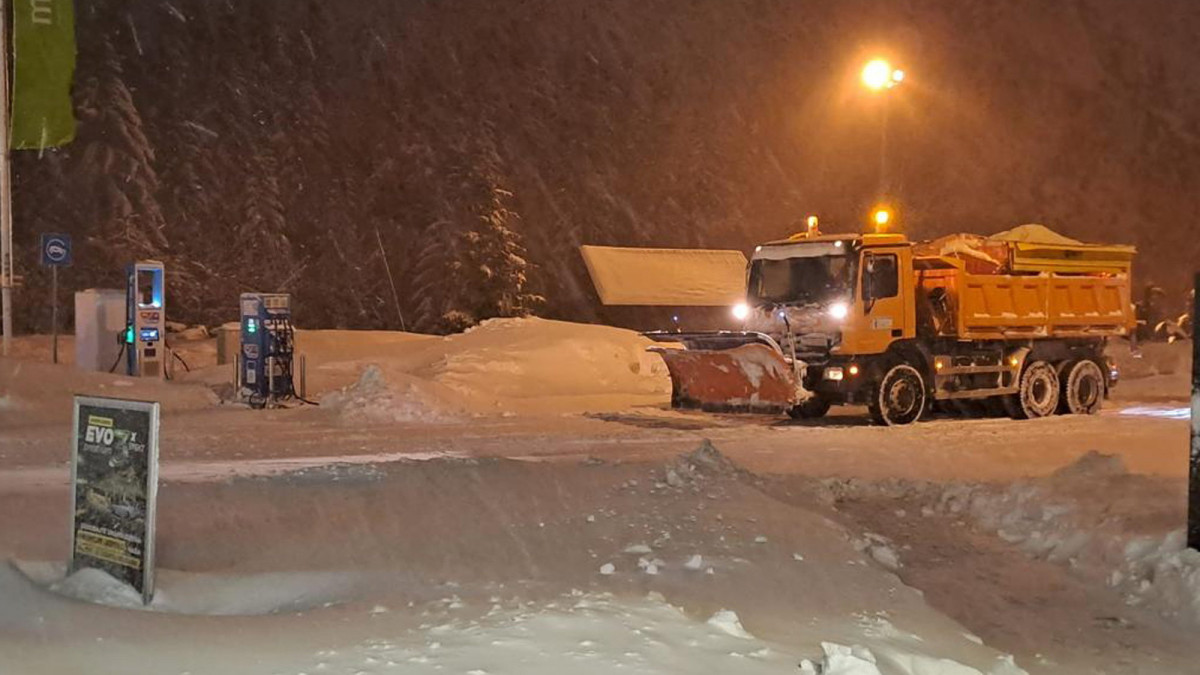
[727,343,791,389]
[853,533,902,572]
[309,317,671,415]
[800,642,884,675]
[798,641,1026,675]
[988,223,1083,246]
[660,438,741,489]
[706,608,754,638]
[422,317,671,413]
[49,567,147,609]
[935,451,1200,626]
[321,365,461,424]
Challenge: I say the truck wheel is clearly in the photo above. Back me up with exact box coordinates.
[788,396,831,420]
[869,364,926,426]
[1004,360,1060,419]
[1061,360,1104,415]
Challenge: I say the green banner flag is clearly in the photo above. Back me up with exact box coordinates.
[10,0,76,149]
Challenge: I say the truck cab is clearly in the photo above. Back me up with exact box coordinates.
[739,232,915,401]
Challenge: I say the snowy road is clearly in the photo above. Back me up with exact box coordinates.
[0,400,1189,490]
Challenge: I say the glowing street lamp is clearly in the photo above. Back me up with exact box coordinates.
[861,59,905,91]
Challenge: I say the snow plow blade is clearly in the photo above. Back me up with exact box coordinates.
[645,332,799,414]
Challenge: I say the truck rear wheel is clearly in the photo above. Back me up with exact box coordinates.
[1004,360,1060,419]
[788,396,831,420]
[869,364,926,426]
[1061,360,1104,415]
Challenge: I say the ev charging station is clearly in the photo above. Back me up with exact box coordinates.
[239,292,299,406]
[126,260,166,378]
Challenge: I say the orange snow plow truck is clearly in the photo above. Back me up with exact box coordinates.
[582,224,1136,425]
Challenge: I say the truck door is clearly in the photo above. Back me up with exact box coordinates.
[855,248,913,354]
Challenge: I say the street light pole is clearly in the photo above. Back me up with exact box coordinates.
[879,94,890,196]
[0,0,12,357]
[861,59,904,200]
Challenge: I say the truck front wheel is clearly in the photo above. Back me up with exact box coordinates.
[1004,360,1060,419]
[869,364,927,426]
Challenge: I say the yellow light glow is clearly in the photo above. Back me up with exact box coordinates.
[862,59,892,90]
[891,69,905,83]
[872,208,892,232]
[848,364,860,376]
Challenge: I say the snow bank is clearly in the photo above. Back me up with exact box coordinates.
[310,317,672,416]
[277,594,796,674]
[935,451,1200,627]
[0,358,219,427]
[303,594,1024,675]
[7,318,672,421]
[16,561,363,616]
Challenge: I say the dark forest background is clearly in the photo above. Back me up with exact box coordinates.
[10,0,1200,333]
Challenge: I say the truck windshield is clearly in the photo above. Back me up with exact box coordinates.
[747,255,854,305]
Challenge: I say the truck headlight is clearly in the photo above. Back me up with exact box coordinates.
[828,302,849,320]
[732,303,750,320]
[824,367,845,381]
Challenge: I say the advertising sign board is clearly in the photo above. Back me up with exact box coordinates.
[69,396,160,604]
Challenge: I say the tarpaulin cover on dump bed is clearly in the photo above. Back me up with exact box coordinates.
[918,224,1135,275]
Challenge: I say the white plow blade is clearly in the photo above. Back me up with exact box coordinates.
[580,245,747,306]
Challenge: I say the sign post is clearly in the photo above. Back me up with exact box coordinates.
[70,395,159,604]
[40,232,70,363]
[1190,273,1200,550]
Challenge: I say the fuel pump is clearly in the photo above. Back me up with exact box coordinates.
[238,292,298,407]
[125,261,166,378]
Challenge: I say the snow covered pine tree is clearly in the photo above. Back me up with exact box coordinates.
[441,187,544,332]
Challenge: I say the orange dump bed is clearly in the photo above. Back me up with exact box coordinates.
[916,268,1133,340]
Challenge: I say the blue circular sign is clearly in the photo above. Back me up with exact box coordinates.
[41,233,72,267]
[45,238,68,262]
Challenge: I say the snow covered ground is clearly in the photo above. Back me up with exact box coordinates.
[0,322,1195,673]
[1,449,1033,675]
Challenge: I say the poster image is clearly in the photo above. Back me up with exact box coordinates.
[70,396,160,604]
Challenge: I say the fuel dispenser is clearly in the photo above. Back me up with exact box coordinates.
[126,261,166,378]
[238,293,299,406]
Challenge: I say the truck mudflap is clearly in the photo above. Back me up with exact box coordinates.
[647,337,803,414]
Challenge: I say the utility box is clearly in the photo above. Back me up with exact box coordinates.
[239,293,295,403]
[216,322,240,365]
[74,289,125,373]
